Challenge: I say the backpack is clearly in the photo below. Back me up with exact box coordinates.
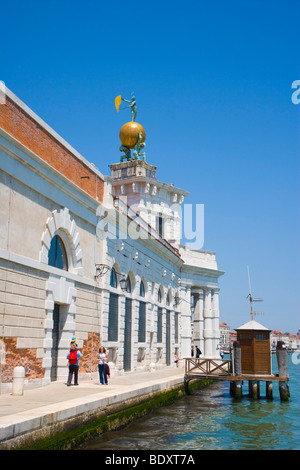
[68,350,78,365]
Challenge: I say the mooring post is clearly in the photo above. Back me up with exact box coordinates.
[266,381,273,399]
[184,376,190,395]
[249,380,260,399]
[233,341,242,398]
[276,341,289,401]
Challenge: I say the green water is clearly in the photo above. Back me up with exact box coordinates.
[81,354,300,450]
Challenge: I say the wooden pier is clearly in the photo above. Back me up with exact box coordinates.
[184,320,290,402]
[184,345,289,401]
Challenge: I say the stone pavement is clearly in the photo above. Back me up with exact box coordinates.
[0,366,185,448]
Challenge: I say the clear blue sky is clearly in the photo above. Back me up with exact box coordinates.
[1,0,299,333]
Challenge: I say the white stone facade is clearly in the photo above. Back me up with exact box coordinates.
[0,88,224,391]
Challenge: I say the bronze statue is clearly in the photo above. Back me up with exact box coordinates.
[122,92,137,122]
[133,131,146,161]
[119,144,132,162]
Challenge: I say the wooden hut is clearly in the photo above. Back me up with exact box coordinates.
[235,320,271,375]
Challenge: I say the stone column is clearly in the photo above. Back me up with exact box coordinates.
[211,288,221,359]
[179,286,192,360]
[192,291,200,349]
[203,288,214,358]
[192,289,204,353]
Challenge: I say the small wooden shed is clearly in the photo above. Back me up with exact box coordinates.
[235,320,271,375]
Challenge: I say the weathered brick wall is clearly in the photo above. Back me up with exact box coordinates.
[0,97,104,201]
[80,332,100,375]
[75,283,102,375]
[0,338,44,383]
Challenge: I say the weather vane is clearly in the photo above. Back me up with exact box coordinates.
[115,92,146,162]
[115,92,137,122]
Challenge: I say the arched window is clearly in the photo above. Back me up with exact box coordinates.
[139,280,145,297]
[48,235,68,271]
[126,275,132,294]
[138,280,146,343]
[108,267,118,342]
[110,268,118,288]
[158,288,162,303]
[166,291,171,306]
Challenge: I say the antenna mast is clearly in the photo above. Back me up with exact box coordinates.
[246,266,264,320]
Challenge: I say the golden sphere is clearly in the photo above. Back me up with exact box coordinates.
[119,121,146,149]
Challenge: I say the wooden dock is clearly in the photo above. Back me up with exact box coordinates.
[184,357,289,400]
[184,357,232,380]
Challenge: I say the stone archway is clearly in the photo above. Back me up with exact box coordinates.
[39,208,81,382]
[39,207,83,276]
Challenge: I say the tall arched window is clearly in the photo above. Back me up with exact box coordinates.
[124,275,132,371]
[157,287,163,343]
[126,275,131,294]
[108,267,118,341]
[48,235,68,271]
[110,268,118,288]
[139,280,145,297]
[138,280,146,342]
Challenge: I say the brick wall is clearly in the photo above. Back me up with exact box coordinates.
[0,97,104,202]
[1,338,44,383]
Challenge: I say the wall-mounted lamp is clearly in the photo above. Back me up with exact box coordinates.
[95,264,128,292]
[119,275,128,292]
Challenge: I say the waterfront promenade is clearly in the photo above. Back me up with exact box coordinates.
[0,366,184,449]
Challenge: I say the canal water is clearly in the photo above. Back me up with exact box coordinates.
[80,354,300,450]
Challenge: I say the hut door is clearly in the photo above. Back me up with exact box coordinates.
[240,333,254,374]
[51,304,60,381]
[124,298,132,371]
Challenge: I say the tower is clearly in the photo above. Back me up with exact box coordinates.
[111,93,189,248]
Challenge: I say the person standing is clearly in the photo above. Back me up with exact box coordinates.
[196,347,202,358]
[98,346,109,385]
[66,337,82,386]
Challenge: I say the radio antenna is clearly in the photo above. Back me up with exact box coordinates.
[246,266,264,320]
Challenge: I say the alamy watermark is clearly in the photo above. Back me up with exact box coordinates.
[96,199,205,249]
[291,80,300,104]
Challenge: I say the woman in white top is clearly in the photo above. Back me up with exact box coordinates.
[98,346,109,385]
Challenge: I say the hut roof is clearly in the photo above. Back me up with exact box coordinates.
[235,319,271,332]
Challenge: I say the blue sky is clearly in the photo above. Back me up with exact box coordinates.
[1,0,299,332]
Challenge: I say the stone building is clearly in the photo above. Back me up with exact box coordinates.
[0,86,224,392]
[219,322,231,351]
